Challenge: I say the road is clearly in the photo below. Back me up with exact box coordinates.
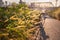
[31,13,60,40]
[39,13,60,40]
[43,18,60,40]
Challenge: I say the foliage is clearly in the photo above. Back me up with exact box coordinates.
[0,3,40,40]
[48,7,60,20]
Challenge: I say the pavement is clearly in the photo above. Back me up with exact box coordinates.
[40,13,60,40]
[43,18,60,40]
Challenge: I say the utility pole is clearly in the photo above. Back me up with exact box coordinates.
[55,0,58,7]
[19,0,22,4]
[5,1,7,7]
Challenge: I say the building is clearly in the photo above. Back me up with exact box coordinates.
[29,2,54,10]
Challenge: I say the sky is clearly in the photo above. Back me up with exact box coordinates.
[3,0,60,6]
[3,0,19,3]
[24,0,49,2]
[24,0,60,6]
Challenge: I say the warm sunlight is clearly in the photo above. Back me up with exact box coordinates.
[0,0,60,40]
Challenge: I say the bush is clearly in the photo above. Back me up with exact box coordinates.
[0,3,41,40]
[48,7,60,20]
